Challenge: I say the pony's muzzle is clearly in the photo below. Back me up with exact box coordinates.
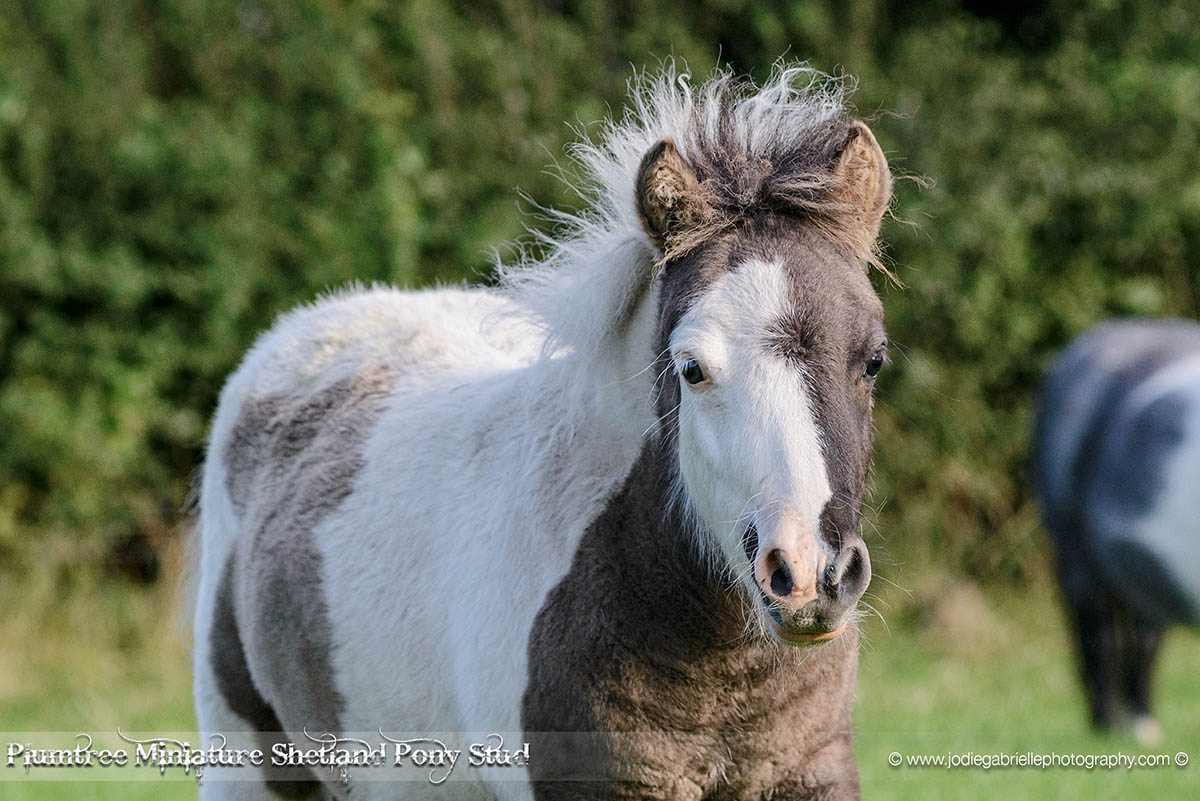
[749,517,871,646]
[752,516,821,610]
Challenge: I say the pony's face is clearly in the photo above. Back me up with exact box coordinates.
[637,124,890,646]
[659,227,881,644]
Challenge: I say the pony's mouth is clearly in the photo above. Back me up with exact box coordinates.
[767,619,848,646]
[761,594,849,646]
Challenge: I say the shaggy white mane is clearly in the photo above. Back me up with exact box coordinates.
[498,61,856,356]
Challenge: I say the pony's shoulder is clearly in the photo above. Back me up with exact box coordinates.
[206,282,548,519]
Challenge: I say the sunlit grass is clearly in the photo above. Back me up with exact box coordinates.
[0,546,196,801]
[856,578,1200,800]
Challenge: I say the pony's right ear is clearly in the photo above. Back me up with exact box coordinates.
[635,139,711,255]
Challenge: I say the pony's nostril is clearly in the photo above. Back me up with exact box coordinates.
[770,567,793,598]
[826,543,869,597]
[766,549,794,598]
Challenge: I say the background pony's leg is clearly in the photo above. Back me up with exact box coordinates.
[1069,601,1119,730]
[1120,618,1165,744]
[1053,547,1120,730]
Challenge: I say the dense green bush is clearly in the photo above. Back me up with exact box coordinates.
[2,0,1199,585]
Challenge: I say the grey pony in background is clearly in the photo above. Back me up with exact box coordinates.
[1033,318,1200,742]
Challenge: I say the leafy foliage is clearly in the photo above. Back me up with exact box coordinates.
[2,0,1199,585]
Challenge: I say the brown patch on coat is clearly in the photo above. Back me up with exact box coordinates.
[224,393,286,517]
[213,365,398,799]
[522,443,861,800]
[210,555,322,798]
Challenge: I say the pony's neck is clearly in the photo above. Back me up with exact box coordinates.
[530,248,747,634]
[529,249,663,476]
[511,233,662,407]
[559,249,661,391]
[506,247,664,577]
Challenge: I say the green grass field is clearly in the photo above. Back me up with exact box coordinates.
[853,579,1200,800]
[1,564,1196,800]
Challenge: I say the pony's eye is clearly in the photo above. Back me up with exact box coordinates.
[864,350,885,379]
[680,359,707,386]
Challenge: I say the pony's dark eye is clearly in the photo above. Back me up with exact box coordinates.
[680,359,707,386]
[864,350,885,379]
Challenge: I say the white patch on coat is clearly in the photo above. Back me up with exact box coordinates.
[669,258,833,604]
[1122,355,1200,610]
[194,285,554,800]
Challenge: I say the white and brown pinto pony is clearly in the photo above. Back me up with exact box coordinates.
[192,64,893,801]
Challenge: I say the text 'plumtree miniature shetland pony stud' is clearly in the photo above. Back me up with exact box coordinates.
[192,63,894,801]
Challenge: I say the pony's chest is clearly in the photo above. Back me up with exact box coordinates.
[591,669,854,800]
[529,628,854,796]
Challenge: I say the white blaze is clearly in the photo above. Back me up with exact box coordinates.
[669,258,833,598]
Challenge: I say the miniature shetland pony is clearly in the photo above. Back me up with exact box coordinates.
[193,63,894,801]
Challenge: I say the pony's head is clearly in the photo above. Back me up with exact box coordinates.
[638,70,891,646]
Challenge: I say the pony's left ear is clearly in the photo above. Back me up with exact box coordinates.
[635,138,714,257]
[832,121,892,250]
